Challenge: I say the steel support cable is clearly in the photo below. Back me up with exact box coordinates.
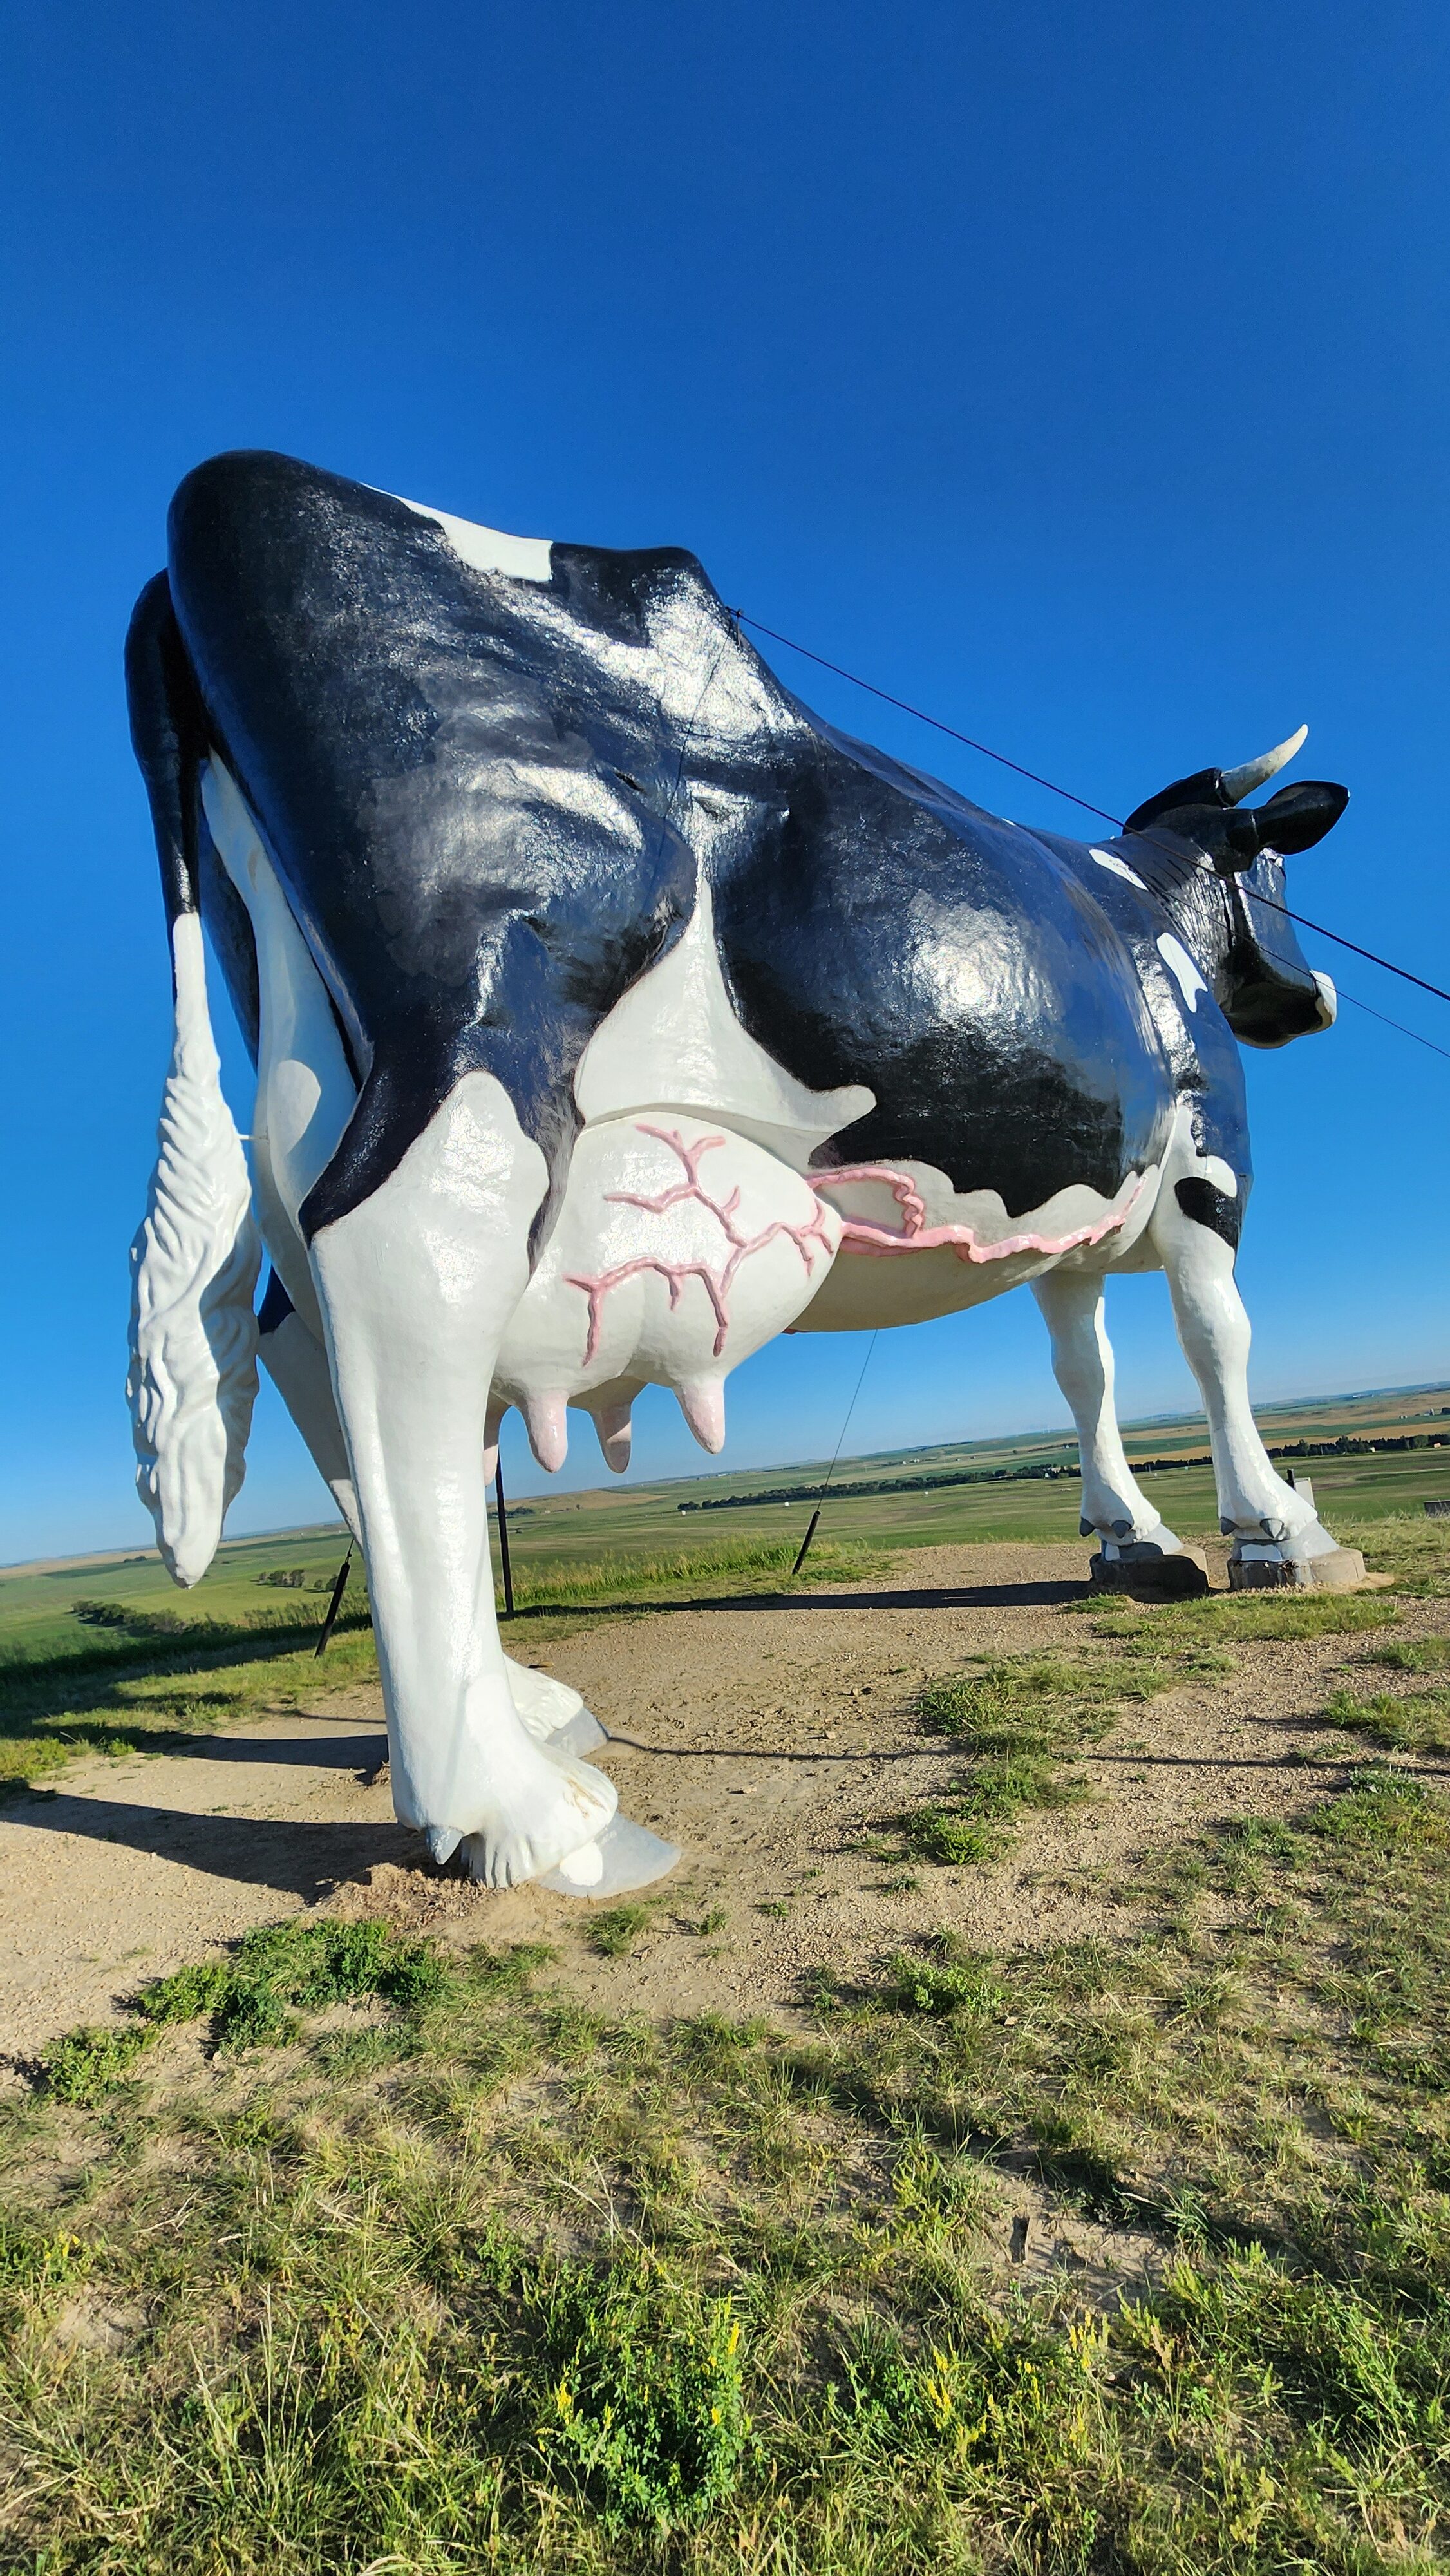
[735,610,1450,1024]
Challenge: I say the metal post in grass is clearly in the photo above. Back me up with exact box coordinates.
[790,1507,822,1577]
[494,1455,516,1619]
[314,1539,353,1658]
[790,1330,879,1581]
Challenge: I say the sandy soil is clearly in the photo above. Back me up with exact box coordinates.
[3,1540,1443,2076]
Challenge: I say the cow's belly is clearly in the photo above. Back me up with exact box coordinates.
[793,1153,1162,1331]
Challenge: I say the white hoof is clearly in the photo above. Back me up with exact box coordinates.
[538,1814,681,1899]
[1091,1519,1185,1561]
[453,1746,618,1889]
[1225,1510,1339,1564]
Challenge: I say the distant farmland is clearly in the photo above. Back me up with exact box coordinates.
[5,1381,1447,1656]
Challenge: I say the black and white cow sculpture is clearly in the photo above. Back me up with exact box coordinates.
[126,450,1355,1897]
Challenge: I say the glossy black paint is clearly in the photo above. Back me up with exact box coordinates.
[126,450,1344,1245]
[1175,1177,1243,1249]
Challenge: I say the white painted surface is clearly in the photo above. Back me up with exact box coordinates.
[1149,1143,1337,1560]
[257,1307,359,1540]
[1090,846,1149,889]
[574,879,873,1168]
[127,913,261,1587]
[795,1159,1159,1332]
[391,492,553,582]
[308,1072,621,1884]
[1032,1265,1184,1552]
[1156,932,1208,1012]
[494,1115,840,1464]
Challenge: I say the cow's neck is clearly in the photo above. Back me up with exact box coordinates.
[1129,842,1238,1009]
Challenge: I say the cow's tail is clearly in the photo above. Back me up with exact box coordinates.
[124,574,259,1586]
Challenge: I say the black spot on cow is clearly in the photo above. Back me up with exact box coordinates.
[1175,1177,1243,1249]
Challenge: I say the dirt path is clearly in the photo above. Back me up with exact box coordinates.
[3,1541,1440,2069]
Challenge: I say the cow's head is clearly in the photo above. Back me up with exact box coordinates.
[1124,730,1348,1047]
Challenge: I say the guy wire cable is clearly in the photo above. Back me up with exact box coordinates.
[791,1329,880,1578]
[735,611,1450,1027]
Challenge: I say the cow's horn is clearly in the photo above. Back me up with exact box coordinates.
[1220,725,1308,806]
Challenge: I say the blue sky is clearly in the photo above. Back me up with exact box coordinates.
[2,0,1447,1561]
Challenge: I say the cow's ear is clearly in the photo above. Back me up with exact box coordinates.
[1124,768,1227,833]
[1247,780,1349,856]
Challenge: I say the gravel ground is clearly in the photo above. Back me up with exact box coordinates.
[3,1539,1439,2071]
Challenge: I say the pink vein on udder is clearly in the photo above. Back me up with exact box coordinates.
[565,1126,834,1366]
[813,1163,1143,1262]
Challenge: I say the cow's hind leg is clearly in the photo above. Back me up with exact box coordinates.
[257,1279,608,1761]
[1032,1268,1194,1573]
[308,1070,626,1884]
[1151,1177,1361,1587]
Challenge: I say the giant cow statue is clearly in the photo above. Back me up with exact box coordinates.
[126,451,1355,1897]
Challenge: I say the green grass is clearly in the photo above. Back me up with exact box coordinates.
[35,1918,446,2102]
[1078,1586,1402,1647]
[5,1762,1450,2570]
[889,1646,1202,1870]
[0,1620,384,1798]
[586,1904,661,1960]
[499,1534,885,1611]
[1317,1687,1450,1757]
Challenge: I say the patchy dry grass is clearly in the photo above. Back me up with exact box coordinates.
[887,1645,1207,1869]
[5,1757,1449,2571]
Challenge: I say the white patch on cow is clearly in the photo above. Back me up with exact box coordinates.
[1032,1265,1184,1551]
[1149,1151,1341,1564]
[1156,932,1207,1011]
[391,491,552,582]
[1313,971,1338,1027]
[573,877,874,1170]
[1200,1155,1238,1198]
[308,1070,634,1886]
[257,1305,359,1537]
[202,760,357,1337]
[1091,846,1148,890]
[127,912,261,1587]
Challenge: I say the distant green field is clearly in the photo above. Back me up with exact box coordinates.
[5,1381,1447,1667]
[0,1526,359,1668]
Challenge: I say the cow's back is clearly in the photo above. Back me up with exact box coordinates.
[165,450,1176,1226]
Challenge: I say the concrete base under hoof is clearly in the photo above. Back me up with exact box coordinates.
[1228,1546,1366,1593]
[1089,1546,1210,1600]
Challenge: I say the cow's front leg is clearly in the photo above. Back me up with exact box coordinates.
[308,1072,619,1883]
[1032,1267,1190,1562]
[1151,1180,1359,1586]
